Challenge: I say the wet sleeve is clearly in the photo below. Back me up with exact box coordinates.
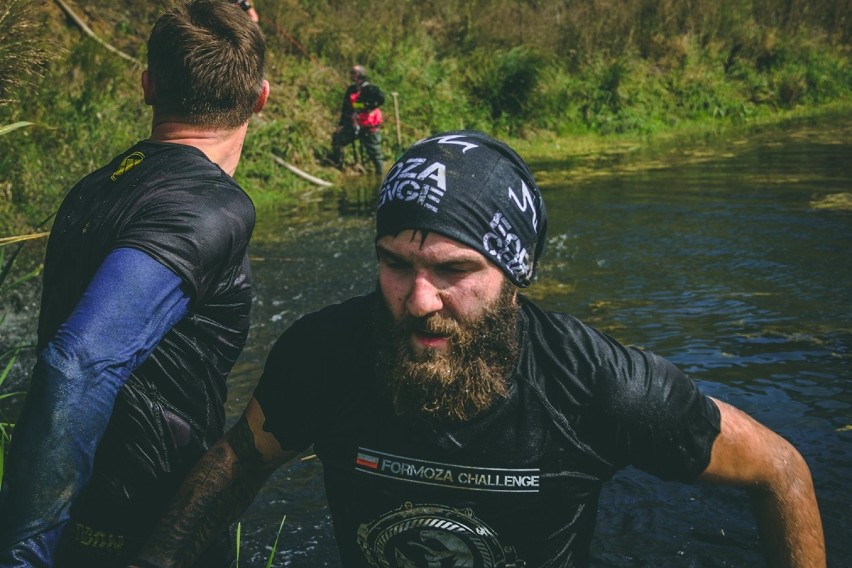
[587,337,721,482]
[252,297,374,453]
[252,317,320,453]
[0,248,189,566]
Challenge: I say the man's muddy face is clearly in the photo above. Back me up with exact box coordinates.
[374,231,520,422]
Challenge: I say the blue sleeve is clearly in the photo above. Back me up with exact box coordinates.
[0,248,190,567]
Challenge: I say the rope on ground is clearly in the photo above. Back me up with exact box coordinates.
[272,155,333,187]
[0,233,50,248]
[53,0,142,67]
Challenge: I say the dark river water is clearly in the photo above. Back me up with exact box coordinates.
[1,115,849,567]
[229,115,851,567]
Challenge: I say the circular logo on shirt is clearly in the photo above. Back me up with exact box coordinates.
[357,502,524,567]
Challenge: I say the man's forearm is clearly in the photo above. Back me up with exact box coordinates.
[700,399,826,568]
[0,249,190,563]
[133,418,279,568]
[749,451,826,568]
[0,344,129,564]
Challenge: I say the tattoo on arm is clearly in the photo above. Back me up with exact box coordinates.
[134,416,281,568]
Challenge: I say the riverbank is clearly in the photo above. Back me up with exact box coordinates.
[513,99,852,186]
[251,98,852,215]
[2,0,850,233]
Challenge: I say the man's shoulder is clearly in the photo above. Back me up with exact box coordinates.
[519,296,594,338]
[137,140,233,178]
[62,140,242,212]
[264,293,376,374]
[517,296,623,383]
[113,139,210,166]
[73,140,253,290]
[83,140,231,191]
[290,293,376,334]
[129,141,249,204]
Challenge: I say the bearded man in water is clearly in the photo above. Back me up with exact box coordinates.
[134,130,824,568]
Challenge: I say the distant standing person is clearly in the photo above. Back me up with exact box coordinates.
[0,1,267,567]
[330,64,386,175]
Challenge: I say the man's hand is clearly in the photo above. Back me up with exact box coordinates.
[131,399,295,568]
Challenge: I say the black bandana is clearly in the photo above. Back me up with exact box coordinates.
[375,130,547,287]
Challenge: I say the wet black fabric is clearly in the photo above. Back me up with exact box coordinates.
[376,130,547,287]
[254,292,721,567]
[37,140,254,565]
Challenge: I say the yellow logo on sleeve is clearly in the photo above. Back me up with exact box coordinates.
[111,151,145,181]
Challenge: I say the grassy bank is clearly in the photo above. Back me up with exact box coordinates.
[1,0,850,233]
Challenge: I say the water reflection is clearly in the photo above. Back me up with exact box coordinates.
[234,115,851,566]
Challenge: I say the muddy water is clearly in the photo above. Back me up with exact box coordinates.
[232,115,851,566]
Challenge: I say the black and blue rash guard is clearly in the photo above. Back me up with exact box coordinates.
[0,140,254,567]
[0,249,188,566]
[253,292,721,568]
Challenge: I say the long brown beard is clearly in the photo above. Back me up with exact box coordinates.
[373,281,520,423]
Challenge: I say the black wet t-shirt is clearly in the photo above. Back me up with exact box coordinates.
[254,292,721,568]
[39,140,255,535]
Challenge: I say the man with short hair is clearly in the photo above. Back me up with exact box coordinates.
[0,1,267,566]
[135,131,824,568]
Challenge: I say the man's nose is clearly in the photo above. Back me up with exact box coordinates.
[406,271,443,318]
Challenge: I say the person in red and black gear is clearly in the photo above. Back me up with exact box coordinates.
[231,0,259,22]
[330,64,386,175]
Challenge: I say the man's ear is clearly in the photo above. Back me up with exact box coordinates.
[142,70,156,105]
[253,80,270,113]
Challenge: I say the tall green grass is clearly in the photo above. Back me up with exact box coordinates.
[234,514,287,568]
[0,240,39,489]
[0,339,27,490]
[0,0,55,105]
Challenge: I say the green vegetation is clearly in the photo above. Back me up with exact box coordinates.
[0,338,27,489]
[0,241,37,484]
[234,514,287,568]
[0,0,850,234]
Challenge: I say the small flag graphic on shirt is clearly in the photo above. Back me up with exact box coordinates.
[356,452,380,470]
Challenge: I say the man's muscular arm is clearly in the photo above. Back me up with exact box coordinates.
[700,398,825,568]
[0,249,190,566]
[132,398,296,568]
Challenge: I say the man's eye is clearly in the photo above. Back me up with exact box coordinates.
[439,265,470,276]
[382,258,408,270]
